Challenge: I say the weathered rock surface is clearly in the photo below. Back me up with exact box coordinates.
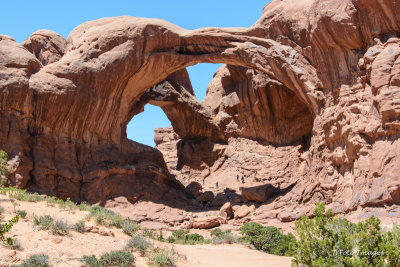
[197,191,215,202]
[22,30,66,66]
[154,0,400,222]
[234,205,256,220]
[240,184,276,203]
[186,181,202,198]
[86,225,115,237]
[219,202,233,220]
[191,215,227,229]
[1,0,400,225]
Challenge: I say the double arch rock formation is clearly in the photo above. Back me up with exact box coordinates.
[1,0,400,223]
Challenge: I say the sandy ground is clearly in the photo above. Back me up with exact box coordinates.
[173,243,292,267]
[0,194,292,267]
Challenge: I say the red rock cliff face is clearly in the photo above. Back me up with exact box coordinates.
[1,0,400,222]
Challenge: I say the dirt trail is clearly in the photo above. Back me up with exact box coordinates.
[0,195,292,267]
[174,243,292,267]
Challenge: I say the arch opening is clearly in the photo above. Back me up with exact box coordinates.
[126,63,223,147]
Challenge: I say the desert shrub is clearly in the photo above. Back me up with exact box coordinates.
[165,229,208,245]
[74,220,86,233]
[172,229,189,240]
[99,250,135,267]
[44,196,57,206]
[33,214,53,230]
[157,229,165,241]
[17,210,27,218]
[4,237,22,250]
[89,205,123,228]
[210,228,224,238]
[380,224,400,266]
[143,228,157,239]
[0,215,19,246]
[0,205,4,215]
[184,233,205,244]
[10,254,49,267]
[57,197,76,210]
[122,219,141,236]
[148,248,177,267]
[81,250,135,267]
[77,201,91,211]
[125,233,153,256]
[8,189,42,202]
[0,150,10,177]
[211,229,237,244]
[0,185,19,195]
[166,229,187,244]
[51,220,70,235]
[81,255,98,267]
[291,203,400,266]
[239,222,295,256]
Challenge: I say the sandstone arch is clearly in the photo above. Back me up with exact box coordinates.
[25,16,322,146]
[1,0,400,225]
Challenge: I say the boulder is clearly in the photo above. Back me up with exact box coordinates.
[240,184,275,203]
[234,205,255,219]
[219,202,233,220]
[186,181,202,198]
[191,216,227,229]
[197,191,214,202]
[86,226,115,237]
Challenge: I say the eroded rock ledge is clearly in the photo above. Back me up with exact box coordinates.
[1,0,400,226]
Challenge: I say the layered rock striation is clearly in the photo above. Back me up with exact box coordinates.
[1,0,400,224]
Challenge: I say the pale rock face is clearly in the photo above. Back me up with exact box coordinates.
[1,0,400,226]
[22,30,67,66]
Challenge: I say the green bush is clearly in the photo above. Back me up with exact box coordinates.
[211,229,237,244]
[165,229,209,245]
[172,229,189,240]
[81,255,98,267]
[185,233,205,244]
[210,228,224,238]
[57,197,76,210]
[99,250,135,267]
[291,203,400,266]
[381,223,400,266]
[8,189,42,202]
[74,220,86,233]
[77,201,91,211]
[44,196,57,206]
[81,250,135,267]
[125,233,153,256]
[89,206,123,228]
[0,150,10,177]
[10,254,49,267]
[51,220,70,235]
[239,222,295,256]
[17,210,27,218]
[122,219,141,236]
[33,215,54,230]
[0,215,19,246]
[157,229,165,241]
[4,237,22,250]
[143,228,157,239]
[148,248,177,267]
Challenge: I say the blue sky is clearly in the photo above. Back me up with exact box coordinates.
[0,0,269,146]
